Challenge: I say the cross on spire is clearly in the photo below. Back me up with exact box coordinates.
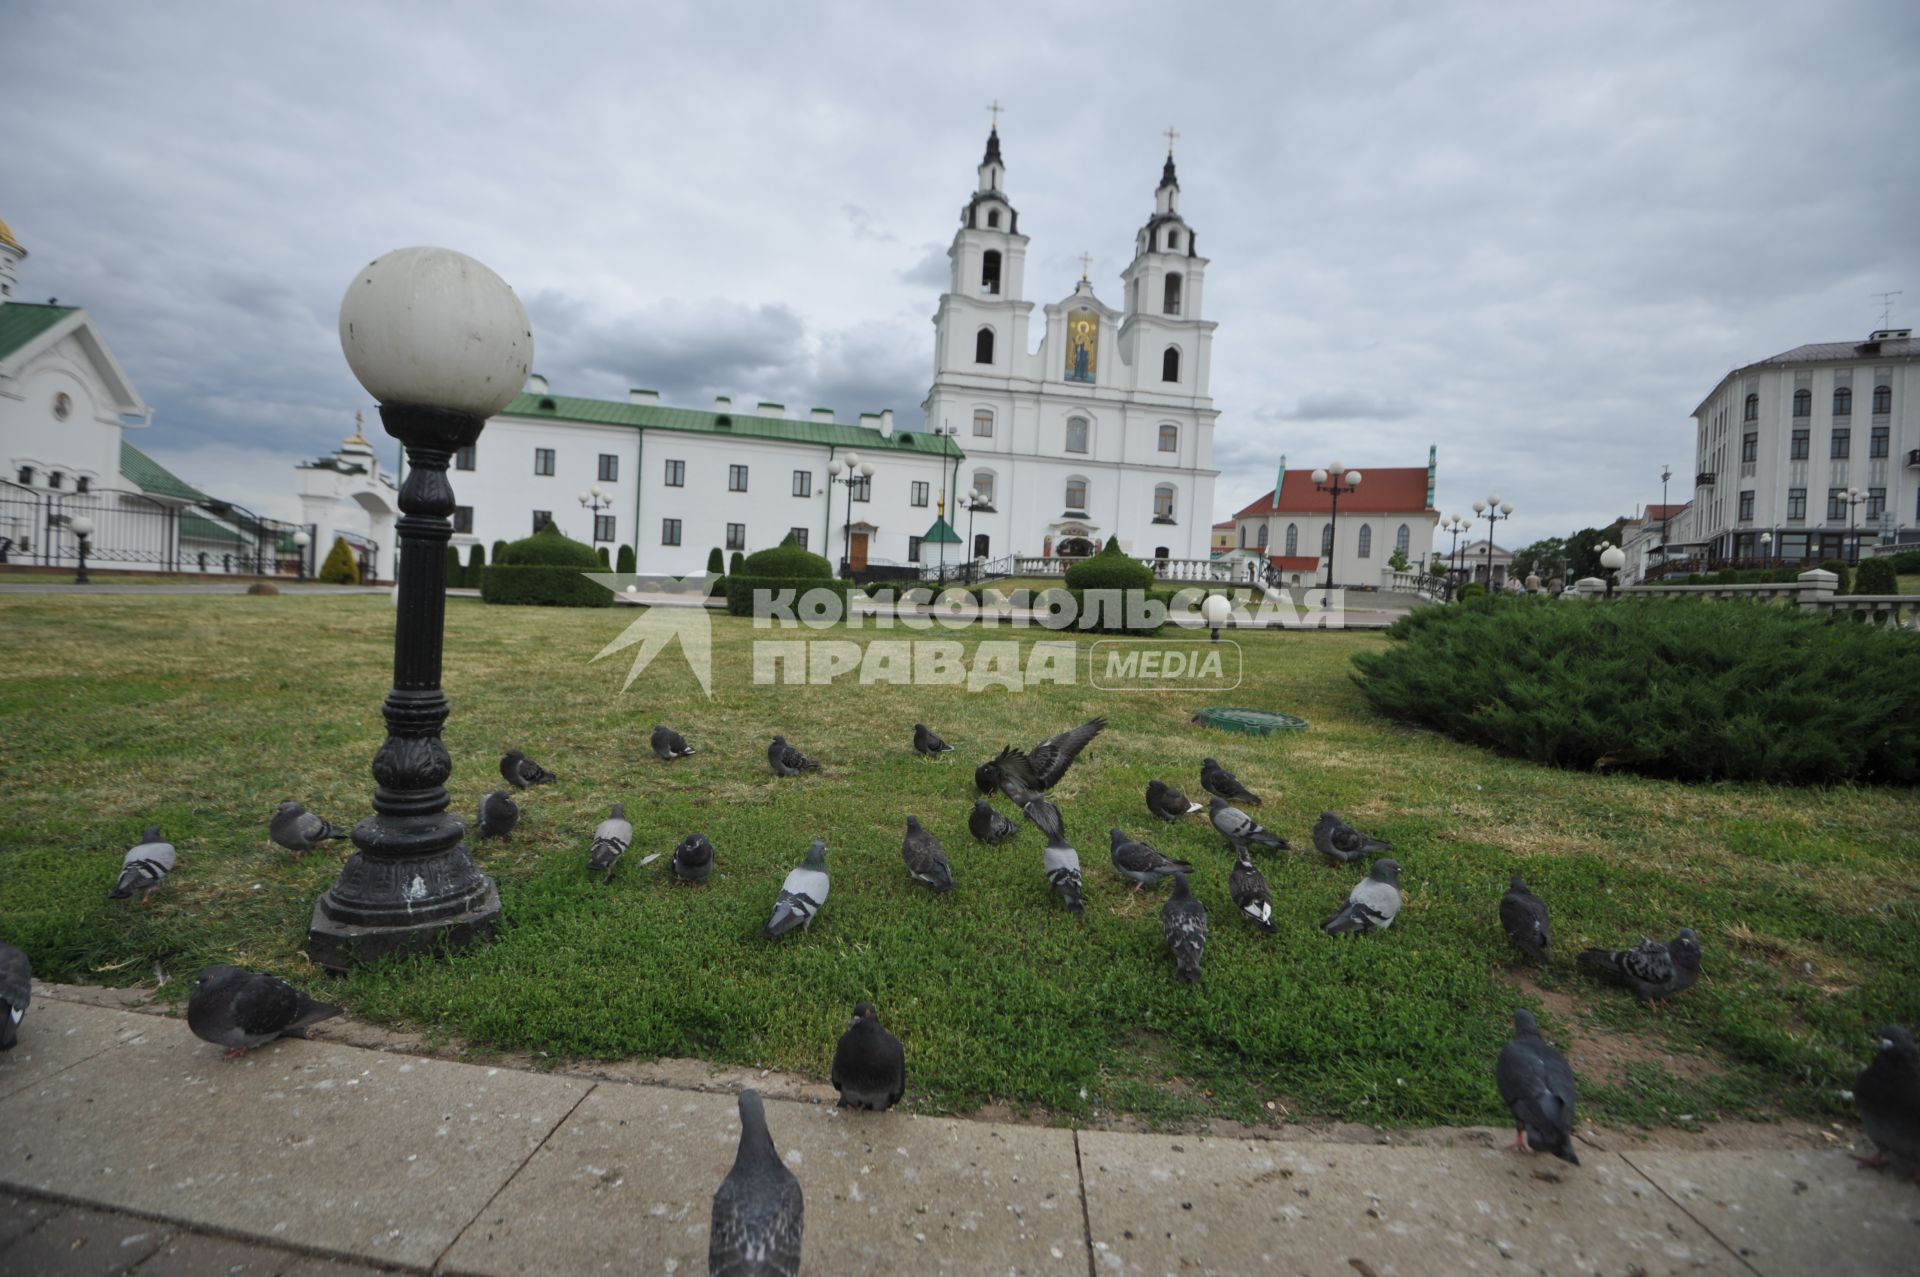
[1078,252,1093,281]
[1164,125,1179,155]
[987,100,1004,130]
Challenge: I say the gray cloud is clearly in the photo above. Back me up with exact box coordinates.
[1272,393,1417,423]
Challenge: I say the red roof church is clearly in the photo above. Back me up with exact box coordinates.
[1227,448,1439,588]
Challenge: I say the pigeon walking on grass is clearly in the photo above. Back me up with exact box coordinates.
[1042,839,1085,914]
[1495,1008,1580,1165]
[1145,779,1203,821]
[476,790,519,841]
[1109,828,1194,891]
[110,826,175,904]
[1229,849,1277,934]
[651,724,695,761]
[968,799,1019,845]
[0,942,30,1051]
[709,1090,804,1277]
[1200,757,1262,806]
[975,717,1107,796]
[1312,812,1391,866]
[671,832,715,885]
[269,802,349,856]
[1577,929,1700,1005]
[831,1003,906,1111]
[1322,858,1402,935]
[767,735,821,776]
[1854,1026,1920,1180]
[187,966,342,1060]
[1006,781,1066,846]
[762,841,830,938]
[1161,873,1209,983]
[1209,797,1288,853]
[587,803,632,883]
[913,724,954,758]
[500,749,556,789]
[1499,877,1553,965]
[902,817,954,893]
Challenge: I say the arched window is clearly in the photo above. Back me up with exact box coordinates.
[1158,423,1178,452]
[1166,230,1181,251]
[1321,523,1334,553]
[1873,383,1892,413]
[981,250,1002,295]
[1237,524,1247,549]
[1284,524,1298,555]
[986,209,1000,229]
[974,328,995,364]
[1743,392,1758,421]
[972,470,996,505]
[1163,272,1182,315]
[972,409,993,438]
[1792,388,1810,417]
[1396,524,1410,556]
[1257,525,1270,550]
[1358,524,1373,558]
[1153,484,1175,520]
[1065,416,1089,453]
[1065,477,1089,511]
[1834,386,1852,416]
[1161,346,1180,382]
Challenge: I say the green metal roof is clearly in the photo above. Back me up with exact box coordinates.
[0,302,77,361]
[921,515,963,544]
[119,440,209,502]
[499,392,961,458]
[179,509,245,544]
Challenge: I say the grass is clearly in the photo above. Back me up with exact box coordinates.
[0,593,1915,1135]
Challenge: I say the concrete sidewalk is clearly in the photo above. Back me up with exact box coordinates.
[2,992,1912,1276]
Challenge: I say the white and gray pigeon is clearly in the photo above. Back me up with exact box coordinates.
[1161,872,1208,983]
[1209,797,1288,852]
[186,965,342,1059]
[500,748,556,789]
[1495,1008,1580,1165]
[1042,839,1084,914]
[671,832,715,885]
[1228,849,1277,934]
[831,1003,906,1110]
[1109,828,1194,891]
[913,723,954,757]
[762,841,830,938]
[109,826,175,903]
[1145,779,1203,821]
[1855,1026,1920,1178]
[1200,757,1262,806]
[968,798,1019,845]
[588,803,632,883]
[902,817,954,893]
[476,790,519,841]
[767,735,821,776]
[1577,929,1701,1005]
[0,942,30,1051]
[709,1089,803,1277]
[974,717,1107,796]
[269,801,350,856]
[1499,877,1552,965]
[1322,858,1402,935]
[1312,811,1391,866]
[651,724,695,761]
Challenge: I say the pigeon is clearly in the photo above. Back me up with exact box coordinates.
[1854,1026,1920,1178]
[1209,797,1288,852]
[902,817,954,893]
[186,965,343,1059]
[1312,812,1391,866]
[1042,839,1085,914]
[975,717,1107,795]
[1005,779,1066,845]
[767,735,821,776]
[968,798,1019,845]
[1577,929,1701,1005]
[1322,857,1402,935]
[1200,757,1262,806]
[269,801,349,856]
[1228,849,1277,934]
[0,942,30,1051]
[651,724,695,761]
[762,841,830,938]
[671,832,715,885]
[587,803,632,883]
[1109,828,1194,891]
[831,1003,907,1110]
[709,1090,803,1277]
[109,826,175,903]
[1499,877,1552,965]
[1145,779,1203,821]
[500,749,556,789]
[1495,1008,1580,1165]
[1161,873,1208,983]
[913,723,954,757]
[476,790,519,841]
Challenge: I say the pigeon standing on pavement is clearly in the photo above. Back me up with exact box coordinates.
[1312,812,1391,866]
[831,1003,907,1110]
[500,749,556,789]
[767,735,821,776]
[1495,1008,1581,1165]
[1145,779,1203,821]
[0,942,30,1051]
[901,817,954,893]
[1210,797,1288,853]
[476,790,520,841]
[974,717,1107,796]
[1229,849,1277,934]
[651,724,695,761]
[913,724,954,758]
[1042,839,1085,914]
[269,802,350,856]
[1577,929,1701,1005]
[1499,877,1553,965]
[763,841,830,938]
[1161,873,1209,983]
[109,826,175,903]
[1322,858,1402,935]
[671,832,715,885]
[1109,828,1194,891]
[709,1089,803,1277]
[968,798,1019,845]
[588,803,632,883]
[186,966,343,1059]
[1200,757,1262,806]
[1854,1026,1920,1179]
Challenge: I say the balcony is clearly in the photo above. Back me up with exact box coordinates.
[1695,471,1717,487]
[1907,448,1920,468]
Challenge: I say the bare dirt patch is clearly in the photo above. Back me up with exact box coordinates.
[1498,969,1720,1088]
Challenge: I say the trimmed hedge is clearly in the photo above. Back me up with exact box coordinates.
[742,534,832,580]
[1064,539,1153,592]
[480,526,611,607]
[1819,558,1851,596]
[466,544,486,582]
[616,544,634,573]
[1881,549,1920,574]
[444,545,465,588]
[724,575,851,617]
[1853,557,1898,595]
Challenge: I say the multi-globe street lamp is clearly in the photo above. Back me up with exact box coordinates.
[69,515,93,585]
[292,528,312,581]
[1599,540,1626,600]
[1844,487,1867,564]
[1311,462,1363,591]
[308,246,532,970]
[1440,514,1470,596]
[827,452,876,579]
[959,489,993,581]
[1760,530,1773,563]
[1473,494,1514,588]
[579,485,613,545]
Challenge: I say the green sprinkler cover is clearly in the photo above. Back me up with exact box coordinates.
[1190,707,1309,735]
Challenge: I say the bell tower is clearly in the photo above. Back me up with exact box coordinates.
[930,112,1034,385]
[1120,134,1213,396]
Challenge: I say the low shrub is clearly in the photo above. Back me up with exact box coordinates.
[741,533,832,580]
[595,545,611,569]
[444,545,465,588]
[1063,539,1153,593]
[1352,597,1920,785]
[466,544,486,582]
[1882,549,1920,574]
[729,551,745,578]
[724,575,851,618]
[1455,581,1484,601]
[1852,557,1898,595]
[1819,558,1851,595]
[317,537,360,585]
[480,526,611,607]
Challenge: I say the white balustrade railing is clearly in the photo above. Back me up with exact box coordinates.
[1614,568,1920,631]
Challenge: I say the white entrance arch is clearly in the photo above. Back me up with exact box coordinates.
[295,415,397,581]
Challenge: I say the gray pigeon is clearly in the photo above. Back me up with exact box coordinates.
[587,803,632,883]
[975,717,1107,795]
[110,826,175,903]
[269,801,349,855]
[1495,1008,1580,1165]
[913,723,954,757]
[1229,849,1277,934]
[1161,873,1208,983]
[1145,779,1203,821]
[1855,1026,1920,1177]
[1312,811,1391,865]
[186,965,342,1059]
[1499,877,1552,965]
[1209,797,1288,852]
[968,798,1018,845]
[1322,858,1402,935]
[902,817,954,893]
[831,1003,906,1110]
[1042,839,1084,914]
[500,748,555,789]
[1577,929,1701,1005]
[709,1089,803,1277]
[1109,828,1194,891]
[671,832,715,885]
[767,735,820,776]
[763,841,830,938]
[476,790,519,841]
[651,724,695,761]
[0,942,30,1051]
[1200,757,1261,806]
[1010,783,1065,845]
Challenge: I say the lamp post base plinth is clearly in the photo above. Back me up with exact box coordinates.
[307,812,500,971]
[308,877,499,971]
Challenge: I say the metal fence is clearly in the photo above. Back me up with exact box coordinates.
[0,479,326,577]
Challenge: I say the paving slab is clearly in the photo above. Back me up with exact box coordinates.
[125,1231,294,1276]
[0,1190,64,1248]
[0,998,149,1102]
[0,1001,591,1271]
[0,1204,169,1277]
[440,1085,1087,1276]
[1079,1131,1741,1275]
[1625,1148,1920,1277]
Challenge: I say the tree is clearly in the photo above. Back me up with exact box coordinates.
[1566,522,1625,582]
[616,543,635,573]
[317,536,360,584]
[707,547,725,575]
[1512,536,1569,583]
[1387,546,1411,572]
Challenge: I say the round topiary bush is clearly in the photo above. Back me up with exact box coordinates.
[1063,538,1152,592]
[481,526,611,607]
[1852,557,1896,595]
[741,533,832,579]
[616,544,635,574]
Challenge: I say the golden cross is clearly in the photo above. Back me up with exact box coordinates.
[1164,125,1180,155]
[1079,252,1093,281]
[987,100,1004,130]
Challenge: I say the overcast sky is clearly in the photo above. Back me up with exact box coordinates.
[9,0,1917,547]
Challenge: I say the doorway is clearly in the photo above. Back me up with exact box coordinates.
[1057,536,1094,558]
[973,533,990,558]
[850,531,869,572]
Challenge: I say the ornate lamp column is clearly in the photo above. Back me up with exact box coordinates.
[308,247,533,971]
[69,515,94,584]
[1311,463,1362,591]
[292,528,312,581]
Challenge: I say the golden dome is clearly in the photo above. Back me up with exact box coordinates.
[0,218,22,255]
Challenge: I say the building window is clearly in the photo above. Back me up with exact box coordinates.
[726,522,746,550]
[455,445,476,471]
[791,470,812,498]
[1163,272,1182,315]
[907,535,923,563]
[661,518,682,546]
[1237,525,1247,549]
[47,472,62,490]
[1787,488,1806,520]
[453,505,474,534]
[1872,383,1891,413]
[1167,230,1181,250]
[1743,393,1758,422]
[911,481,929,507]
[1257,524,1270,550]
[75,476,90,494]
[1870,425,1889,458]
[1790,428,1809,460]
[1741,433,1757,463]
[664,459,685,487]
[1153,485,1175,520]
[14,466,31,485]
[1792,388,1811,417]
[789,528,808,548]
[1827,488,1847,520]
[1357,524,1373,558]
[1830,428,1850,459]
[597,454,618,482]
[972,410,993,437]
[975,328,995,364]
[1867,487,1886,518]
[1065,477,1088,510]
[532,510,553,533]
[1737,491,1754,522]
[1285,523,1298,555]
[1396,524,1410,556]
[534,448,555,476]
[982,250,1001,295]
[1322,523,1334,553]
[1158,423,1178,452]
[1065,417,1089,453]
[850,475,871,502]
[595,514,616,542]
[1161,347,1180,382]
[729,464,748,492]
[987,209,1000,229]
[1834,386,1852,416]
[973,471,995,505]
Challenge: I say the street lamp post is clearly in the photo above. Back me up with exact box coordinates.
[1473,494,1514,588]
[959,489,992,582]
[1441,514,1469,597]
[1658,464,1672,573]
[1760,530,1773,564]
[1844,487,1866,564]
[70,515,93,585]
[292,528,312,581]
[308,246,531,971]
[826,452,876,580]
[1311,462,1363,592]
[579,485,612,546]
[1599,541,1626,600]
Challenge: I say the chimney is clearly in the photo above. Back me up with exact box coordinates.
[629,388,660,405]
[526,373,550,394]
[714,395,731,410]
[757,402,785,418]
[810,407,834,423]
[879,409,895,438]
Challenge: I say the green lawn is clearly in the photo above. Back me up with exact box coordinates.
[0,593,1913,1134]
